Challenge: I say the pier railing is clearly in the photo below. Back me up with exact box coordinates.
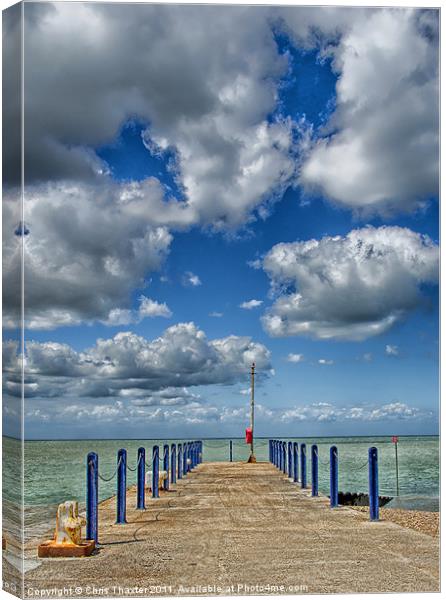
[269,439,380,522]
[86,440,203,544]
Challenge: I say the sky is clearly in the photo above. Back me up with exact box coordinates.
[2,2,439,439]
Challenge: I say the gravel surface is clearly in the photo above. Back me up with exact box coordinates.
[352,506,440,538]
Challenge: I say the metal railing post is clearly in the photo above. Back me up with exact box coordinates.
[137,447,145,509]
[183,442,188,475]
[163,444,169,490]
[177,443,182,479]
[171,444,176,483]
[311,444,318,497]
[369,447,379,521]
[282,442,287,474]
[293,442,299,482]
[116,448,127,523]
[330,445,338,508]
[152,445,159,498]
[86,452,98,543]
[300,443,307,488]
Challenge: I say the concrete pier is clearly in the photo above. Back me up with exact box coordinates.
[26,462,439,595]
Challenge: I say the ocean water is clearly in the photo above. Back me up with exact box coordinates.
[2,435,439,541]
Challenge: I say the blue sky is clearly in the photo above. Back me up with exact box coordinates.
[2,4,439,438]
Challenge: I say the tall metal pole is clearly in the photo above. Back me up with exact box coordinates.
[395,440,399,496]
[248,362,256,463]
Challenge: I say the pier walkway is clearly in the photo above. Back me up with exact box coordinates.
[27,462,439,595]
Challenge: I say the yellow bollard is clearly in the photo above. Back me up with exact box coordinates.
[38,501,95,558]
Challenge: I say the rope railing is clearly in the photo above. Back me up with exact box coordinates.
[268,439,380,522]
[86,440,203,544]
[97,456,122,482]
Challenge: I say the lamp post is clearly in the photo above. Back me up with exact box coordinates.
[248,362,256,463]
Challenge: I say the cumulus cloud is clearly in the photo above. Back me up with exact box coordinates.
[261,226,438,341]
[295,9,439,214]
[287,353,304,363]
[102,296,172,326]
[182,272,202,287]
[2,5,438,333]
[209,312,223,318]
[3,181,174,329]
[20,397,431,429]
[240,299,263,310]
[138,296,172,319]
[385,345,399,356]
[3,323,271,400]
[281,400,430,423]
[318,359,334,366]
[5,3,296,228]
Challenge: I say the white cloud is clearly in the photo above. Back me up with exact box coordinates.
[287,353,304,363]
[296,9,439,215]
[102,296,172,326]
[261,226,438,341]
[385,345,399,356]
[2,5,438,335]
[209,312,223,318]
[21,396,431,429]
[3,181,173,330]
[363,353,373,362]
[7,5,437,221]
[8,3,297,231]
[138,296,172,319]
[182,271,202,287]
[282,400,430,423]
[4,323,271,400]
[318,359,334,366]
[247,259,262,270]
[240,299,263,310]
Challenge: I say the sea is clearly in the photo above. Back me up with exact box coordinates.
[2,435,440,543]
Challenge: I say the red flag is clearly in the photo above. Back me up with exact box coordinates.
[392,435,399,444]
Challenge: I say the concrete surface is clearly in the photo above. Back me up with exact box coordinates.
[21,462,441,596]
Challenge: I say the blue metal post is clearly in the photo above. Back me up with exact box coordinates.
[188,442,192,472]
[171,444,176,483]
[152,445,159,498]
[330,445,338,508]
[230,440,233,462]
[177,444,182,479]
[273,441,277,466]
[137,447,145,509]
[293,442,299,482]
[193,441,198,467]
[369,447,379,521]
[282,442,287,474]
[311,444,318,497]
[116,448,127,523]
[300,443,307,488]
[183,442,188,475]
[163,444,169,490]
[86,452,98,544]
[278,441,282,470]
[288,442,293,478]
